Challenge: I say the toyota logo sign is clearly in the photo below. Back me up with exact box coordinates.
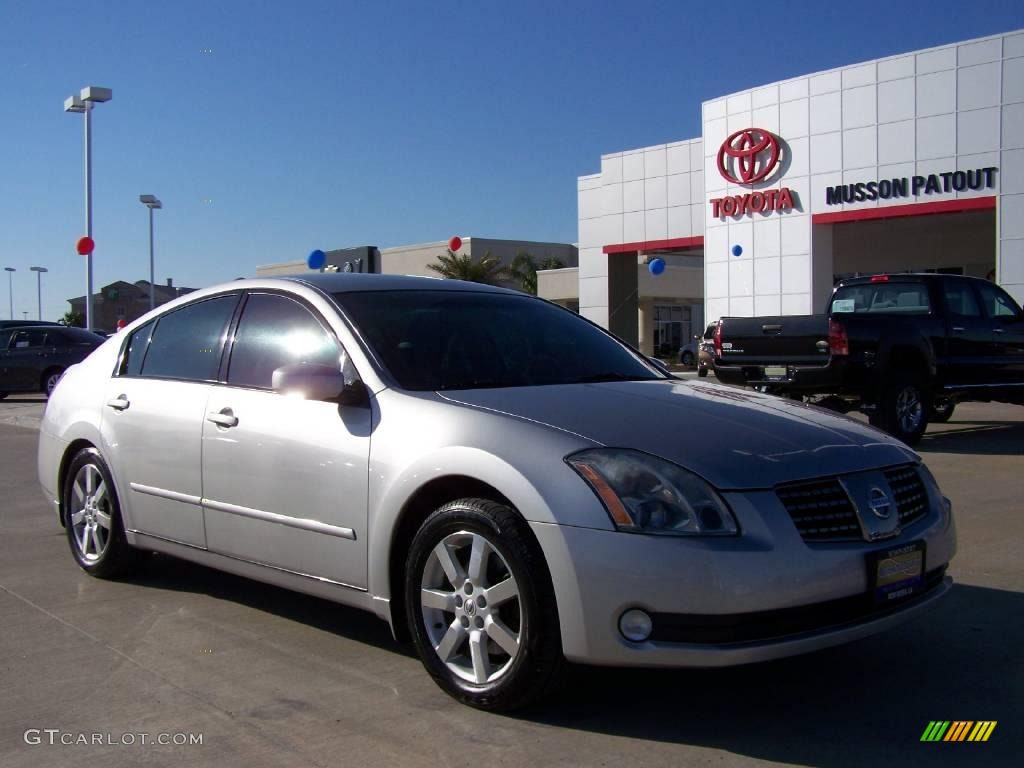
[717,128,782,185]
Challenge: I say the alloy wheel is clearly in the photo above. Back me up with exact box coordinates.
[420,531,522,685]
[896,385,923,434]
[69,464,112,563]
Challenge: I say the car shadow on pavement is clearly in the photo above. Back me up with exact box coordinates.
[134,554,414,658]
[524,583,1021,767]
[918,421,1024,456]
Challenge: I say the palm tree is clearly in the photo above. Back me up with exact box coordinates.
[507,252,567,295]
[427,249,510,285]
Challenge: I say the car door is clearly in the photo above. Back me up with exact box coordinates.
[201,291,371,589]
[3,329,48,390]
[974,281,1024,385]
[941,277,990,387]
[100,294,240,547]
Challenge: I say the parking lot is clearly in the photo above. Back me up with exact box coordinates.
[1,390,1020,767]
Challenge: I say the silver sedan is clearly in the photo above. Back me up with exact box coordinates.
[38,274,956,710]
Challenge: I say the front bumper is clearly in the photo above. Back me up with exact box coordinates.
[530,488,955,668]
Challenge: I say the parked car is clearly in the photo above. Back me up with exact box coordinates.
[679,324,716,376]
[712,274,1024,444]
[0,325,105,399]
[39,274,956,710]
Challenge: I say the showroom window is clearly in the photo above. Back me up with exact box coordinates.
[226,293,341,390]
[653,305,690,356]
[139,294,239,382]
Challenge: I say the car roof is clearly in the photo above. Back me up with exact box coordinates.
[275,272,519,296]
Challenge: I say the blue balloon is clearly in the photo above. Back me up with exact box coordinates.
[648,257,666,276]
[731,244,743,257]
[307,249,326,270]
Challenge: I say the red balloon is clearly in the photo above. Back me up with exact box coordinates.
[76,236,95,256]
[448,236,462,252]
[116,319,127,329]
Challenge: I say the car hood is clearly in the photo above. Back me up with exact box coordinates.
[438,379,917,490]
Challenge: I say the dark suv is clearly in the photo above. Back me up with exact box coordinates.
[0,326,105,398]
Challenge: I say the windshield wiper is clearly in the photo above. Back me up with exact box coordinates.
[573,373,653,383]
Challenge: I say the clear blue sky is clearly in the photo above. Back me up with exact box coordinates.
[2,0,1022,321]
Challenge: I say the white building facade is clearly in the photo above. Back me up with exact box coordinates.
[577,29,1024,345]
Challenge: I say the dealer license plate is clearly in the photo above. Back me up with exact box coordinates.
[763,366,788,381]
[868,541,925,604]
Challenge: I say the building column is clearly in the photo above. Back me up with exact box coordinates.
[579,250,639,348]
[811,224,835,313]
[637,299,653,356]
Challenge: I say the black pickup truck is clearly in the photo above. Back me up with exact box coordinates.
[712,273,1024,444]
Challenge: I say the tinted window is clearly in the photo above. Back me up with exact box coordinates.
[975,283,1022,319]
[943,280,982,317]
[48,328,104,346]
[335,290,660,391]
[9,329,46,349]
[830,282,931,314]
[122,321,156,377]
[227,293,340,389]
[141,295,238,381]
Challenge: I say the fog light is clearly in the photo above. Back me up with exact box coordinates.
[619,609,653,643]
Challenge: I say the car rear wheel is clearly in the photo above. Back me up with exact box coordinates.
[870,373,930,445]
[63,447,147,579]
[929,398,956,423]
[405,498,565,711]
[42,367,64,397]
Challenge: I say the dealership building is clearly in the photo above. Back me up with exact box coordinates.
[542,28,1024,354]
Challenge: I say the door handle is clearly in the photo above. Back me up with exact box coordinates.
[952,326,965,333]
[207,408,238,428]
[993,328,1004,334]
[106,395,130,411]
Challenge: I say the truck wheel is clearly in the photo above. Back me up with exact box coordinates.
[870,374,930,445]
[929,398,956,423]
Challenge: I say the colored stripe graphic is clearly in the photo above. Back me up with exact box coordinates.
[921,721,996,742]
[921,721,950,741]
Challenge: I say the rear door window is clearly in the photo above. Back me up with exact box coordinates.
[140,295,239,382]
[9,329,47,349]
[943,280,982,317]
[121,321,156,377]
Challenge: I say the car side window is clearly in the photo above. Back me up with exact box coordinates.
[974,282,1022,319]
[10,329,46,349]
[140,295,238,382]
[226,293,341,390]
[943,280,982,317]
[121,320,156,377]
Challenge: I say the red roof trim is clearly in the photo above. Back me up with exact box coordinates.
[603,236,704,254]
[810,196,995,224]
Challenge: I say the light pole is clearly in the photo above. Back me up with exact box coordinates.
[139,195,162,310]
[30,266,48,320]
[64,86,113,331]
[3,267,14,320]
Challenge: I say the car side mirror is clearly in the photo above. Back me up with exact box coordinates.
[272,363,348,402]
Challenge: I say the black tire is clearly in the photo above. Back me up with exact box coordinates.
[869,373,931,445]
[929,399,956,423]
[697,365,708,378]
[405,498,565,711]
[681,351,695,367]
[63,447,147,579]
[42,367,64,398]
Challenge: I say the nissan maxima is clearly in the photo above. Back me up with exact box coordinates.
[38,274,956,710]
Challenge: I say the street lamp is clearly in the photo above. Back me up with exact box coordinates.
[139,195,162,310]
[30,266,48,320]
[4,267,14,320]
[64,85,113,331]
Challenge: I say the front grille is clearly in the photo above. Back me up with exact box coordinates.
[776,478,862,542]
[884,465,929,528]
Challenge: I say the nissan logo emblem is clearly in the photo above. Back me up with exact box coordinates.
[869,487,892,519]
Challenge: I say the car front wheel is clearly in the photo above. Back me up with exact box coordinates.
[405,498,564,711]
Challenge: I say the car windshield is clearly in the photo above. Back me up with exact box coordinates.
[830,282,931,315]
[334,289,662,391]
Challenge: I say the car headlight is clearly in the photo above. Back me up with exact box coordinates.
[566,448,738,536]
